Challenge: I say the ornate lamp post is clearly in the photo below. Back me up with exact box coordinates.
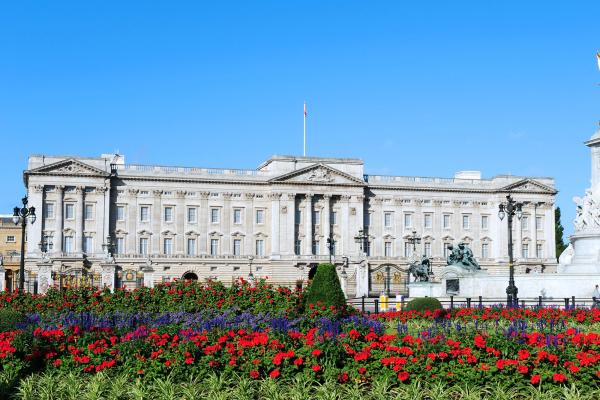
[248,255,255,281]
[326,234,335,264]
[13,197,36,291]
[407,230,421,259]
[498,195,523,307]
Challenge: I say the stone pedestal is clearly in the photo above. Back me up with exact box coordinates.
[408,281,442,298]
[354,260,369,298]
[100,263,116,292]
[558,232,600,274]
[37,262,53,294]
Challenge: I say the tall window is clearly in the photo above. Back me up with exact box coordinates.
[83,236,93,254]
[233,209,242,224]
[521,216,529,230]
[210,239,219,256]
[139,238,149,255]
[424,242,431,257]
[211,208,220,223]
[116,237,124,255]
[232,239,241,256]
[481,243,489,259]
[313,210,321,225]
[164,207,174,222]
[117,206,125,221]
[443,214,450,229]
[294,210,301,224]
[384,212,393,228]
[294,240,301,255]
[384,242,392,257]
[163,238,173,255]
[44,203,55,219]
[84,204,94,220]
[404,213,412,229]
[404,242,412,258]
[424,213,432,229]
[256,209,265,224]
[64,236,73,254]
[365,212,372,227]
[312,240,319,255]
[187,238,196,256]
[481,215,489,230]
[536,216,543,231]
[65,204,75,220]
[536,244,543,258]
[256,239,264,257]
[462,215,470,229]
[331,211,337,225]
[522,243,529,259]
[187,207,197,223]
[140,206,150,222]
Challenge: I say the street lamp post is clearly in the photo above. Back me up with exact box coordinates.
[407,230,421,259]
[13,197,36,291]
[498,194,523,307]
[248,255,254,281]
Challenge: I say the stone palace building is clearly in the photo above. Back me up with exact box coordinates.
[21,154,557,297]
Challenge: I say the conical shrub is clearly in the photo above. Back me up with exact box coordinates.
[304,263,346,309]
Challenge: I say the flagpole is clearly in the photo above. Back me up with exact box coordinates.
[303,101,307,156]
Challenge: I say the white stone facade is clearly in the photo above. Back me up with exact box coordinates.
[23,154,557,297]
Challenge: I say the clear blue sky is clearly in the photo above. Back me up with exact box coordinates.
[1,1,598,236]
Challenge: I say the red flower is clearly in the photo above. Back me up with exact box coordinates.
[185,357,194,364]
[311,349,322,357]
[397,371,410,382]
[293,357,303,366]
[517,365,528,374]
[52,359,62,367]
[312,364,321,373]
[337,372,349,383]
[249,370,260,379]
[137,369,144,374]
[358,367,367,375]
[530,375,541,385]
[552,373,567,383]
[164,360,172,367]
[269,369,280,379]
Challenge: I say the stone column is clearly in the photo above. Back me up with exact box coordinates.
[323,194,331,252]
[350,195,364,258]
[515,209,523,261]
[55,186,64,254]
[127,188,139,255]
[222,193,232,255]
[0,264,5,292]
[303,193,313,255]
[176,191,186,255]
[100,262,116,292]
[152,190,162,255]
[199,192,210,255]
[96,187,107,254]
[27,185,45,257]
[244,193,255,255]
[339,195,350,255]
[270,192,281,258]
[76,186,85,253]
[531,203,539,258]
[280,193,295,256]
[103,184,111,242]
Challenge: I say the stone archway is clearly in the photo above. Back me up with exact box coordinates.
[182,271,199,281]
[369,264,408,296]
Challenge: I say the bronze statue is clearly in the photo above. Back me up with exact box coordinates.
[446,243,480,271]
[408,255,431,282]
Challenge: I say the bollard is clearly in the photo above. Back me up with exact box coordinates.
[521,300,525,308]
[450,296,454,309]
[466,297,471,308]
[379,293,388,312]
[478,296,483,309]
[538,296,542,307]
[572,296,576,309]
[564,298,569,309]
[361,295,366,313]
[374,299,379,314]
[396,294,402,311]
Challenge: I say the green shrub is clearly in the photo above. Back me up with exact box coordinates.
[404,297,442,312]
[0,308,25,332]
[304,263,346,310]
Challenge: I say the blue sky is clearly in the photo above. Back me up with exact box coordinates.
[0,1,598,236]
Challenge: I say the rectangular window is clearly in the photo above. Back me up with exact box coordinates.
[536,244,543,258]
[187,238,196,256]
[404,213,412,229]
[84,204,94,220]
[44,203,55,219]
[139,238,148,255]
[521,216,529,230]
[164,207,174,222]
[424,242,432,257]
[481,215,489,230]
[116,237,124,255]
[424,213,432,229]
[233,239,241,256]
[210,239,219,256]
[83,236,93,254]
[233,209,242,224]
[384,242,392,257]
[140,206,150,222]
[331,211,337,225]
[462,215,470,229]
[404,242,412,258]
[313,210,321,225]
[6,235,15,243]
[255,239,264,257]
[64,236,73,254]
[312,240,319,255]
[294,209,301,224]
[482,243,489,258]
[294,240,301,255]
[256,209,265,224]
[187,207,197,223]
[65,204,75,220]
[536,216,543,231]
[163,238,173,255]
[522,243,529,259]
[443,214,451,229]
[117,206,125,221]
[211,208,220,223]
[384,212,393,228]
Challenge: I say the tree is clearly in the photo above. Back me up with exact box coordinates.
[304,263,346,310]
[555,207,568,260]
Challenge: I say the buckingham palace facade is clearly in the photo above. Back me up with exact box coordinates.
[21,154,557,297]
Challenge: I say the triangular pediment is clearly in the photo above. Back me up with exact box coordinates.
[27,158,109,177]
[500,179,556,194]
[269,163,365,186]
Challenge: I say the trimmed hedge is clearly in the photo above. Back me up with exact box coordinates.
[304,263,346,309]
[404,297,443,312]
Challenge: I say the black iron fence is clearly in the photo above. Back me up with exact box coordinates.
[347,295,600,314]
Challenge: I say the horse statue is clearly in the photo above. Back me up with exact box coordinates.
[408,256,431,282]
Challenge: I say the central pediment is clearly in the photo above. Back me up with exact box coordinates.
[269,163,365,186]
[500,179,557,194]
[26,158,109,177]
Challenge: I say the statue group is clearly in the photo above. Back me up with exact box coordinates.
[447,243,480,271]
[408,255,431,282]
[573,189,600,232]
